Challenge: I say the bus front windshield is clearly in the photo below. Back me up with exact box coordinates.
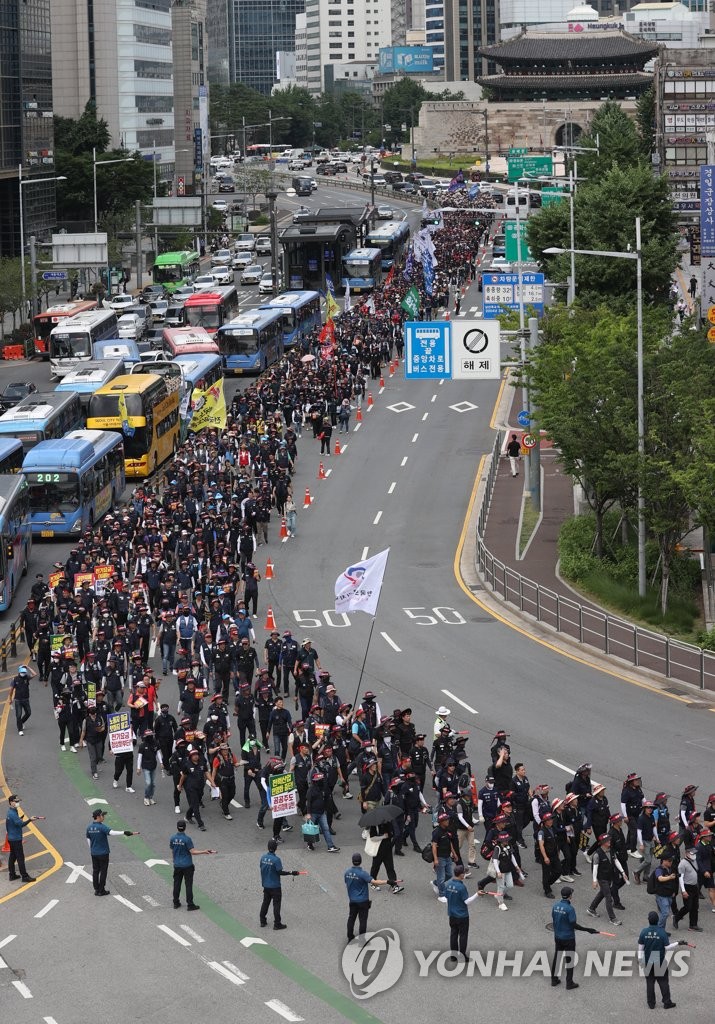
[52,332,91,359]
[89,393,144,420]
[154,264,183,284]
[26,472,80,512]
[186,305,219,329]
[344,260,371,279]
[220,331,259,355]
[123,429,149,460]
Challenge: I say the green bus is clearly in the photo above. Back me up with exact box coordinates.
[152,250,201,293]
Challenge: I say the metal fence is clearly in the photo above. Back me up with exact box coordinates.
[0,617,24,673]
[475,432,715,693]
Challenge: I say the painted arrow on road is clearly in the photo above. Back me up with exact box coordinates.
[240,936,268,947]
[65,862,93,883]
[85,798,109,806]
[144,859,169,867]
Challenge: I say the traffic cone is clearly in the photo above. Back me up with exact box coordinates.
[356,406,363,422]
[265,558,274,580]
[318,461,327,480]
[334,439,341,456]
[303,487,313,508]
[264,606,277,631]
[367,392,373,407]
[1,834,9,854]
[379,374,385,388]
[389,360,395,376]
[279,516,287,539]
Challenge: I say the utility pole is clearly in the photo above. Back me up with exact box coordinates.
[135,199,143,293]
[266,190,279,296]
[482,109,489,174]
[528,316,541,510]
[29,235,38,320]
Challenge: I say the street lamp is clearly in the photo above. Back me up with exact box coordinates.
[265,190,279,298]
[482,109,489,174]
[543,216,646,597]
[93,148,134,232]
[18,168,67,319]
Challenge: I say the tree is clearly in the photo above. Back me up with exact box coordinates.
[54,100,110,156]
[239,167,274,209]
[636,86,656,158]
[571,100,643,180]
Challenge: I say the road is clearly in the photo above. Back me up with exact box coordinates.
[1,191,713,1022]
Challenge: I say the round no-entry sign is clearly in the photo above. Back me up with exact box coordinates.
[521,432,537,449]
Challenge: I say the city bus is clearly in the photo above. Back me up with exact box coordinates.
[0,474,31,612]
[0,439,25,475]
[162,326,219,358]
[152,250,201,293]
[259,290,321,348]
[32,299,98,359]
[49,308,119,379]
[366,220,411,271]
[0,393,84,453]
[341,248,383,293]
[183,285,239,336]
[87,374,180,477]
[216,309,284,375]
[54,359,125,409]
[22,429,125,537]
[172,354,224,440]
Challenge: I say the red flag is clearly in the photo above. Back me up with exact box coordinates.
[318,319,335,346]
[384,267,395,287]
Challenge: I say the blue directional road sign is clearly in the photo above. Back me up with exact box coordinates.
[42,270,68,281]
[404,321,452,379]
[482,272,545,319]
[517,410,531,428]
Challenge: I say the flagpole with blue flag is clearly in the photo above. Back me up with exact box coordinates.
[334,548,391,708]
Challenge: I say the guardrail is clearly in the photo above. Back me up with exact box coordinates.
[0,616,24,674]
[475,433,715,693]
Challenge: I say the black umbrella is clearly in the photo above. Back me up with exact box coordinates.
[359,804,403,828]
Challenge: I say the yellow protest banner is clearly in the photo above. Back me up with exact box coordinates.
[188,377,227,433]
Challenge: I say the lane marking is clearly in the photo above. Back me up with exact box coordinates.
[221,960,250,981]
[241,936,268,947]
[400,456,408,467]
[34,899,59,919]
[12,979,32,999]
[547,758,576,775]
[85,798,108,806]
[353,422,361,432]
[158,924,191,947]
[373,511,382,525]
[44,1019,60,1024]
[388,482,396,494]
[113,894,142,913]
[341,442,348,452]
[118,873,135,886]
[431,394,437,403]
[207,960,247,985]
[411,433,419,443]
[266,999,305,1022]
[65,862,92,884]
[441,689,478,715]
[366,403,373,412]
[361,546,369,560]
[439,379,444,386]
[379,386,384,394]
[324,468,332,478]
[0,956,7,969]
[230,799,243,809]
[180,924,205,943]
[422,412,429,421]
[0,935,17,950]
[145,859,169,867]
[381,632,402,652]
[142,894,160,907]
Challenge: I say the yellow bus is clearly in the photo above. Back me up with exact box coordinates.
[86,374,180,477]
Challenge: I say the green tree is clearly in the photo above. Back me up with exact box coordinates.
[572,100,643,180]
[54,100,110,156]
[635,86,656,158]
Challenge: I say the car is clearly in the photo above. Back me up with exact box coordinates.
[330,161,348,173]
[218,179,235,193]
[309,177,318,191]
[212,265,234,284]
[488,257,513,272]
[211,248,233,267]
[240,264,263,285]
[140,284,166,304]
[144,326,166,349]
[258,272,276,295]
[405,172,426,184]
[139,347,170,362]
[235,232,256,253]
[315,150,331,164]
[117,313,144,340]
[293,206,312,223]
[376,204,395,220]
[232,251,254,270]
[392,181,417,194]
[164,303,186,327]
[316,163,337,176]
[173,284,197,302]
[255,235,272,256]
[212,199,229,213]
[0,381,37,411]
[288,159,307,171]
[369,175,387,187]
[148,299,168,323]
[125,304,153,329]
[194,272,220,289]
[382,171,403,185]
[108,293,136,313]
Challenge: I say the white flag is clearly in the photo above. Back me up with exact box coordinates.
[334,548,389,616]
[344,280,352,313]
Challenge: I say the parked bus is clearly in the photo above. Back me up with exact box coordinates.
[162,326,219,358]
[54,359,125,409]
[0,393,84,454]
[366,220,410,271]
[0,439,25,476]
[152,250,201,293]
[49,309,119,379]
[87,375,180,477]
[32,299,97,359]
[183,286,239,336]
[259,290,321,348]
[22,429,125,538]
[216,309,284,375]
[0,474,31,612]
[341,248,383,293]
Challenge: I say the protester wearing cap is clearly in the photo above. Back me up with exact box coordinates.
[537,811,561,899]
[587,833,626,926]
[431,811,458,898]
[652,852,680,929]
[86,808,139,896]
[620,772,645,858]
[279,630,299,697]
[10,662,36,736]
[679,785,698,830]
[585,782,611,858]
[259,838,302,929]
[169,820,217,911]
[5,795,45,883]
[433,705,451,739]
[637,910,686,1009]
[635,801,656,885]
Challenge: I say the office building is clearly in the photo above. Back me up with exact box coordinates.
[206,0,231,83]
[229,0,305,94]
[422,0,499,80]
[171,0,208,196]
[303,0,392,95]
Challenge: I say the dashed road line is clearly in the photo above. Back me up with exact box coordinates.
[113,894,142,913]
[43,1018,60,1024]
[240,936,268,947]
[324,468,332,478]
[207,960,248,986]
[340,442,348,452]
[0,955,8,969]
[441,689,478,715]
[353,422,361,432]
[381,632,402,653]
[361,546,369,560]
[145,859,169,867]
[400,456,408,467]
[388,482,396,494]
[180,924,205,943]
[34,899,59,919]
[379,386,384,394]
[373,511,382,525]
[230,799,243,809]
[439,379,444,386]
[142,894,160,907]
[431,394,437,403]
[12,979,32,999]
[547,758,576,775]
[421,412,429,421]
[118,873,135,886]
[85,798,108,806]
[0,935,17,950]
[266,999,305,1022]
[411,433,419,443]
[158,924,191,947]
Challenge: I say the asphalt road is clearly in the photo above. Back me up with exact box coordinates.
[1,193,714,1022]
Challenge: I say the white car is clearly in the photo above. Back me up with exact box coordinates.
[212,265,234,284]
[211,248,233,267]
[240,264,263,285]
[212,199,229,213]
[108,293,136,313]
[258,272,275,295]
[117,313,143,340]
[148,299,168,322]
[255,236,272,256]
[173,285,197,302]
[235,232,256,252]
[232,251,253,270]
[194,272,220,289]
[488,257,513,272]
[376,205,394,220]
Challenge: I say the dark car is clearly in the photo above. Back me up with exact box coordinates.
[392,181,418,194]
[140,284,165,304]
[405,172,426,184]
[316,163,338,176]
[218,180,235,193]
[145,327,165,350]
[0,381,37,411]
[383,170,403,185]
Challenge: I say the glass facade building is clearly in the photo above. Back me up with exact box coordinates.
[229,0,305,94]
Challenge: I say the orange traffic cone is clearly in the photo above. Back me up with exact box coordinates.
[318,461,327,480]
[389,360,395,376]
[367,392,373,407]
[303,487,313,508]
[379,374,385,388]
[264,606,277,631]
[356,406,363,422]
[1,834,9,854]
[279,516,287,539]
[265,558,274,580]
[334,439,341,456]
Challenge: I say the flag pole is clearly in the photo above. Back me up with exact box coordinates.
[350,548,390,710]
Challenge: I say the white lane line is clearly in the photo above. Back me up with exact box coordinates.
[158,924,192,947]
[422,412,429,421]
[547,758,576,775]
[65,862,93,883]
[354,422,361,432]
[180,924,205,943]
[230,799,243,809]
[400,456,408,467]
[241,936,268,947]
[85,798,108,806]
[0,956,8,969]
[12,980,32,999]
[341,442,348,452]
[366,403,373,412]
[222,960,250,981]
[207,960,247,986]
[145,859,169,867]
[113,894,142,913]
[439,379,444,386]
[0,935,17,950]
[34,899,59,919]
[118,873,135,886]
[411,433,419,443]
[361,546,369,560]
[324,468,332,478]
[373,511,382,525]
[44,1018,60,1024]
[142,895,160,907]
[431,394,437,403]
[441,689,478,715]
[379,386,384,394]
[388,482,396,494]
[265,999,305,1022]
[381,632,402,652]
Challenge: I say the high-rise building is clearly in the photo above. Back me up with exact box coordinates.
[0,0,56,259]
[423,0,499,79]
[303,0,393,95]
[171,0,208,196]
[206,0,231,83]
[228,0,305,94]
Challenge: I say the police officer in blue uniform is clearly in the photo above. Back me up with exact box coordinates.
[85,808,139,896]
[443,863,479,962]
[550,886,599,989]
[259,838,301,929]
[344,852,388,941]
[169,819,217,910]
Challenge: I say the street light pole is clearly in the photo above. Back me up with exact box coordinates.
[266,190,279,297]
[18,169,67,321]
[482,109,489,174]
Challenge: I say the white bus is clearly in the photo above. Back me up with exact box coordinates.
[49,309,119,379]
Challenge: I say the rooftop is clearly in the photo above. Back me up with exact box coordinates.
[477,31,659,63]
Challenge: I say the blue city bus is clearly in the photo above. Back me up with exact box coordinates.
[172,354,224,441]
[0,392,84,453]
[0,438,25,475]
[341,247,383,293]
[0,474,31,611]
[366,220,410,270]
[54,359,126,409]
[22,429,125,537]
[259,291,321,348]
[216,309,284,375]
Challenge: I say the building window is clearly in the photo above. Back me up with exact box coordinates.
[133,24,172,46]
[134,59,173,79]
[136,95,174,112]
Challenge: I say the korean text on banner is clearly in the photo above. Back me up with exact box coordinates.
[334,548,389,616]
[107,711,134,754]
[270,771,298,818]
[188,379,227,433]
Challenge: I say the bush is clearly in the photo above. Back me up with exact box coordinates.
[696,628,715,651]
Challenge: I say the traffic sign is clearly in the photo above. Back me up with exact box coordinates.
[450,320,501,380]
[42,270,68,281]
[708,326,715,343]
[509,147,528,156]
[708,306,715,325]
[541,187,565,207]
[482,272,545,319]
[521,433,537,449]
[505,221,531,263]
[507,155,553,182]
[517,410,531,428]
[404,321,451,379]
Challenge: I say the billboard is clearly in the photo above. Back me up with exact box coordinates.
[379,47,434,74]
